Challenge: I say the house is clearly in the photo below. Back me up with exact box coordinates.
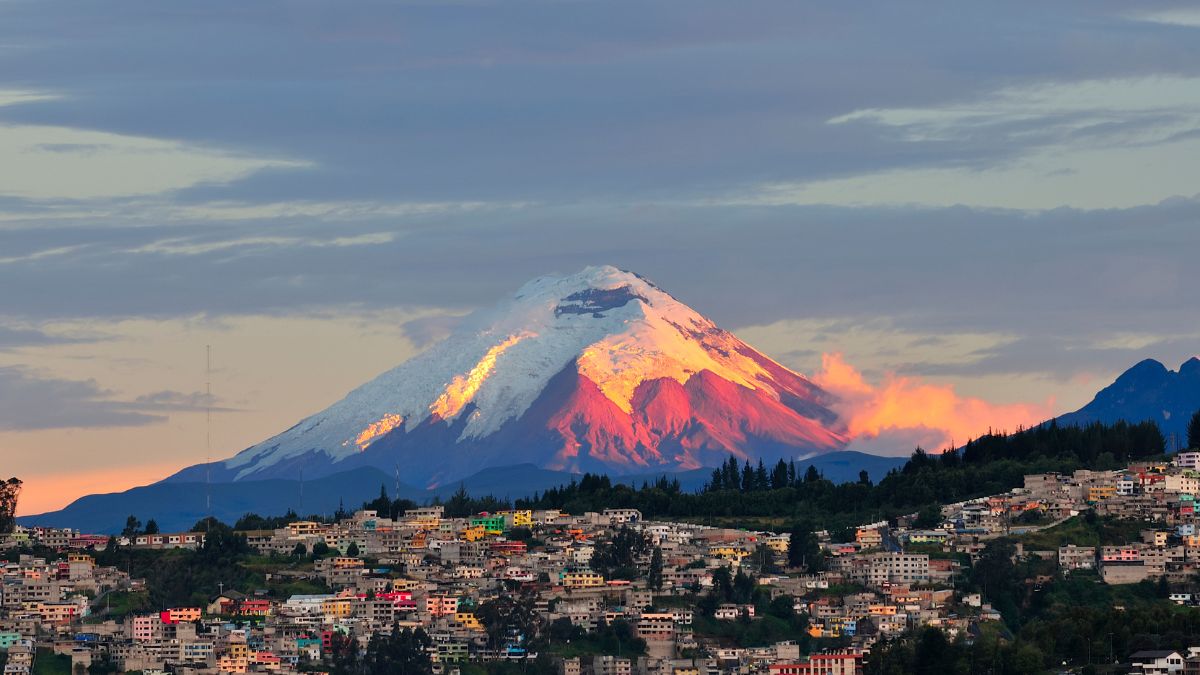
[1130,650,1184,674]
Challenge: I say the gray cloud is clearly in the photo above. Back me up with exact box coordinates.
[0,1,1198,205]
[0,0,1196,405]
[401,314,467,348]
[0,325,93,351]
[0,367,236,431]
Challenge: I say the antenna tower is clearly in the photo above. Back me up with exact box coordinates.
[206,345,212,519]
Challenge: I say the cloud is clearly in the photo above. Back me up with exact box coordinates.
[812,353,1055,455]
[0,324,97,351]
[401,314,468,348]
[0,366,233,431]
[128,390,237,413]
[736,76,1200,210]
[0,93,306,201]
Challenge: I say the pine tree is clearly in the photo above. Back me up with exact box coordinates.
[648,546,664,591]
[1189,409,1200,450]
[787,522,824,572]
[771,459,789,490]
[122,515,142,538]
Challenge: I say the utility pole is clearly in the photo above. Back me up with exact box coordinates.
[206,345,212,520]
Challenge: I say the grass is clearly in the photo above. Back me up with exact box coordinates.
[32,649,71,675]
[690,614,806,647]
[87,590,151,622]
[651,594,694,608]
[1016,515,1146,550]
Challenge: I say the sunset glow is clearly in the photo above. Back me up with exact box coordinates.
[16,461,184,516]
[812,352,1055,451]
[350,413,405,451]
[429,332,535,421]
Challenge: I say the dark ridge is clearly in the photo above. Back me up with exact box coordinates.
[554,284,649,317]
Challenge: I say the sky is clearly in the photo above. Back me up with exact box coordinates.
[2,0,1200,515]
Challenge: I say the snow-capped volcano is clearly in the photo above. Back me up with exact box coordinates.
[171,266,848,486]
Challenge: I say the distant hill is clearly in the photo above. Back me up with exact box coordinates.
[1056,357,1200,449]
[19,451,905,534]
[17,467,412,534]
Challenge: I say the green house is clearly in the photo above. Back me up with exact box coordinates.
[470,515,506,534]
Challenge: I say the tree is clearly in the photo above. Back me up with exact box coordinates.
[122,515,142,538]
[787,522,824,572]
[754,460,769,490]
[914,504,943,529]
[360,624,432,675]
[804,465,821,483]
[143,519,159,535]
[476,594,540,652]
[752,543,778,574]
[347,542,360,557]
[0,478,20,534]
[648,546,664,591]
[1189,409,1200,450]
[771,460,789,490]
[858,470,872,486]
[365,484,391,515]
[293,542,307,557]
[590,526,649,580]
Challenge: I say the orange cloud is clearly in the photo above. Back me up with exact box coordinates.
[812,352,1054,453]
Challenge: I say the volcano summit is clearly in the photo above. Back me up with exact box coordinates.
[170,266,849,488]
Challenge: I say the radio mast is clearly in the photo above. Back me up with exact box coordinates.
[206,345,212,519]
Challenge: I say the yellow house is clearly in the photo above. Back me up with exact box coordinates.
[228,643,251,660]
[562,571,606,589]
[462,525,486,542]
[856,528,883,549]
[321,597,353,619]
[286,521,322,537]
[709,545,749,562]
[512,510,533,528]
[391,578,419,592]
[1087,486,1116,502]
[453,612,484,631]
[764,535,790,554]
[825,617,850,635]
[218,656,248,673]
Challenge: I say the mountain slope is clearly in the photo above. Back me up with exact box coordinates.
[167,266,848,487]
[1056,357,1200,447]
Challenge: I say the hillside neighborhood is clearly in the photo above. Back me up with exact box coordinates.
[6,451,1200,674]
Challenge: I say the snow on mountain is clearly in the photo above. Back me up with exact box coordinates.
[173,266,848,486]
